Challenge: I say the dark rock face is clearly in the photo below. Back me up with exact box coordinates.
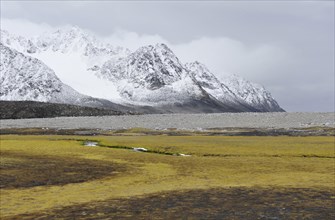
[0,101,124,119]
[101,43,186,91]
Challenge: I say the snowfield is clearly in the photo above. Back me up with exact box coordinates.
[0,112,333,130]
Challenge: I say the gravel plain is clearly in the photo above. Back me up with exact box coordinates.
[0,112,334,130]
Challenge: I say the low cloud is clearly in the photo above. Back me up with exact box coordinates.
[1,18,57,38]
[171,37,286,83]
[101,27,287,85]
[102,29,169,52]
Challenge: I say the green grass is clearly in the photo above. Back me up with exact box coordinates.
[0,134,334,218]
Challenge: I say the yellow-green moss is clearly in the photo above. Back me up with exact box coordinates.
[0,135,334,218]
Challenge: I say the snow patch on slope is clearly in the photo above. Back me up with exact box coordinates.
[33,50,123,102]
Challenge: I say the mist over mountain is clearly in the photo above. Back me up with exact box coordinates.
[0,27,284,114]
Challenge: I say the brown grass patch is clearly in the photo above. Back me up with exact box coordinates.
[0,151,126,189]
[6,187,334,220]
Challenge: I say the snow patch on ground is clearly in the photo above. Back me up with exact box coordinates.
[84,141,98,147]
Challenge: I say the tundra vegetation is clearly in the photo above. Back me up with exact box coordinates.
[0,131,334,219]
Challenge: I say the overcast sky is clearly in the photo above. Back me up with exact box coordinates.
[1,0,334,112]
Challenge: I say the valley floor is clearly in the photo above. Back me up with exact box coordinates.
[1,112,334,130]
[0,134,334,219]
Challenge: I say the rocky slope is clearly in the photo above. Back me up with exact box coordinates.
[1,42,75,103]
[0,101,124,119]
[100,43,209,105]
[186,61,284,112]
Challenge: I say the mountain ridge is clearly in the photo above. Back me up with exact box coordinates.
[0,27,285,113]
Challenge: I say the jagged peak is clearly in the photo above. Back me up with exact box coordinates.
[0,29,27,41]
[38,25,96,44]
[185,61,220,83]
[133,43,175,55]
[0,29,9,36]
[65,25,83,33]
[34,25,130,55]
[51,25,93,39]
[154,43,172,51]
[185,61,210,72]
[155,42,168,47]
[129,43,182,71]
[184,61,226,95]
[222,73,265,91]
[185,60,263,91]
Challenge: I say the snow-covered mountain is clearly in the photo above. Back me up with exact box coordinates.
[0,43,131,112]
[1,42,76,102]
[0,27,284,113]
[186,61,283,112]
[99,43,208,105]
[1,28,128,102]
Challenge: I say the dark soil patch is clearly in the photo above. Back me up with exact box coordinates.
[0,151,126,189]
[7,187,335,219]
